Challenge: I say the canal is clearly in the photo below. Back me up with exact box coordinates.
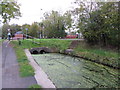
[32,53,119,88]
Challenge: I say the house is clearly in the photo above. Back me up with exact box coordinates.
[13,31,24,40]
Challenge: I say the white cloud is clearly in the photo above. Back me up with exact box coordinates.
[9,0,75,25]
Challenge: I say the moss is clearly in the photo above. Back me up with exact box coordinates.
[32,53,119,88]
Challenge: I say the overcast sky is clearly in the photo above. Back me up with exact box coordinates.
[9,0,75,25]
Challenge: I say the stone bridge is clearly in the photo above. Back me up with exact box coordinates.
[30,47,53,54]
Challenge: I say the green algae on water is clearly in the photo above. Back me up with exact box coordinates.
[32,53,119,88]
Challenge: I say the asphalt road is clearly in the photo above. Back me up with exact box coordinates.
[1,40,37,88]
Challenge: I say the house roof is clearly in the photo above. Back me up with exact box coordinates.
[15,31,23,34]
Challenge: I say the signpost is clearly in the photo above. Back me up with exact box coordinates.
[8,29,10,32]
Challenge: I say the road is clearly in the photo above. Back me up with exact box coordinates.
[1,40,37,88]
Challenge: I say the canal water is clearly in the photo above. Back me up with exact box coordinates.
[32,53,119,88]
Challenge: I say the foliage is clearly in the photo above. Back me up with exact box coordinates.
[12,39,119,69]
[72,1,119,47]
[10,24,21,36]
[28,22,40,38]
[63,11,72,31]
[0,0,21,23]
[1,24,21,38]
[21,24,30,35]
[1,24,10,38]
[74,41,119,69]
[42,11,70,38]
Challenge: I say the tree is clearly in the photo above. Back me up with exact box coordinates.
[42,11,67,38]
[63,11,72,32]
[2,24,10,38]
[84,2,119,46]
[22,24,30,35]
[10,24,21,36]
[1,24,22,38]
[0,0,21,23]
[39,22,44,38]
[72,1,119,47]
[29,22,40,38]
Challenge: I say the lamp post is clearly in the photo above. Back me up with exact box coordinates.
[42,25,44,38]
[40,9,44,39]
[26,28,28,39]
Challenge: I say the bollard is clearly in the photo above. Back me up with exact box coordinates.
[17,38,21,45]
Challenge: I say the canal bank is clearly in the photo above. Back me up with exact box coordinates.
[25,49,56,88]
[29,39,119,69]
[11,39,119,88]
[32,53,119,88]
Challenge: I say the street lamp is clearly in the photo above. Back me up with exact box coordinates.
[26,28,28,39]
[42,25,44,38]
[40,9,45,38]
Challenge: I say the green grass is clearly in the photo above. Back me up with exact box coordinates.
[11,41,35,77]
[11,39,71,77]
[74,42,119,68]
[0,39,3,44]
[14,39,72,51]
[34,39,72,51]
[28,84,42,88]
[11,39,119,70]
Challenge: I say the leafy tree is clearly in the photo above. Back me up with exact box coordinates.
[10,24,21,36]
[29,22,40,38]
[1,24,21,38]
[39,22,44,38]
[42,11,67,38]
[73,1,119,47]
[0,0,21,23]
[63,11,72,32]
[85,2,119,46]
[22,24,30,35]
[2,24,10,38]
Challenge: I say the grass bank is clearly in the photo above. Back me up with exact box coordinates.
[11,39,119,69]
[32,39,119,69]
[11,39,72,77]
[73,41,119,69]
[33,39,72,51]
[17,39,72,51]
[11,41,35,77]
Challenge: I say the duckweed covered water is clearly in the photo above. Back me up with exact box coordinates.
[32,53,119,88]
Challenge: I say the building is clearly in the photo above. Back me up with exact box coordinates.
[13,31,24,40]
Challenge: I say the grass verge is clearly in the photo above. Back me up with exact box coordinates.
[28,84,42,88]
[33,39,72,51]
[11,41,35,77]
[74,41,119,69]
[16,39,72,51]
